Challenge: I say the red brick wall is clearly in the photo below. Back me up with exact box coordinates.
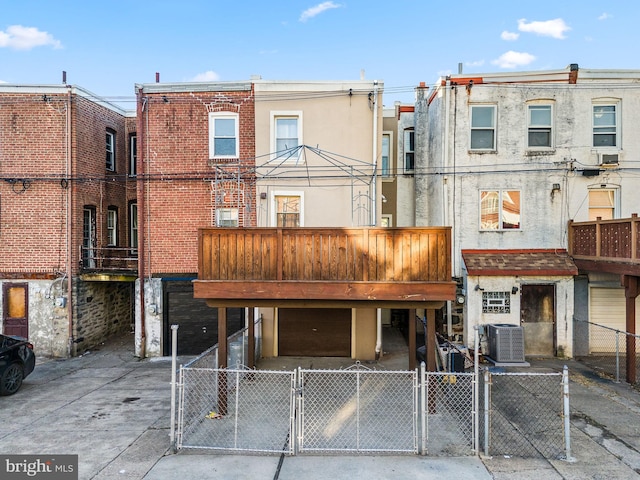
[0,92,128,276]
[136,89,256,274]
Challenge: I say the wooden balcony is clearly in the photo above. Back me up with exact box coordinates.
[194,227,456,308]
[568,215,640,275]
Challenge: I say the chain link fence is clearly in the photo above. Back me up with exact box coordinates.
[298,364,418,454]
[480,370,567,459]
[575,319,640,384]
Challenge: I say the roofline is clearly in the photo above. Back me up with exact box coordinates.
[135,81,253,94]
[0,84,130,116]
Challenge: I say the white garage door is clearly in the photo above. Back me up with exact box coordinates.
[589,287,639,353]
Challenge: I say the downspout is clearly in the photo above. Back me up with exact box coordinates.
[443,79,453,339]
[66,87,74,356]
[371,80,383,359]
[137,90,147,357]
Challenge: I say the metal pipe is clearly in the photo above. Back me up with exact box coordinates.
[615,331,620,383]
[562,365,574,462]
[483,367,489,457]
[474,327,480,456]
[371,80,379,226]
[66,87,74,356]
[420,361,426,455]
[375,308,382,359]
[169,324,178,449]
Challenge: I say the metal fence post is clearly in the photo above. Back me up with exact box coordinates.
[474,327,480,456]
[169,324,179,451]
[420,362,426,455]
[483,368,490,457]
[562,365,575,462]
[615,331,620,383]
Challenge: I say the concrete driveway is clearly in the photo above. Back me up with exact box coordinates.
[1,331,640,479]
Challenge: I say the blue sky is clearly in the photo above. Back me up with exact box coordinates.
[0,1,637,109]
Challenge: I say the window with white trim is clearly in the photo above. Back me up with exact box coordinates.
[216,208,239,227]
[404,129,414,172]
[593,103,619,147]
[470,105,496,150]
[209,112,239,159]
[129,134,137,176]
[381,133,391,176]
[480,190,521,230]
[527,104,552,148]
[588,188,618,220]
[129,202,138,252]
[271,112,302,162]
[106,130,116,171]
[273,194,302,227]
[107,208,117,246]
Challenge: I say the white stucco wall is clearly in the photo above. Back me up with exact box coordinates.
[135,277,163,357]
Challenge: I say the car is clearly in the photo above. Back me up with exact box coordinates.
[0,333,36,395]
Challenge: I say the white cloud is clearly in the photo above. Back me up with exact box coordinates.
[0,25,62,50]
[299,2,342,22]
[501,31,519,41]
[192,71,220,82]
[598,13,612,20]
[492,51,536,68]
[517,18,570,39]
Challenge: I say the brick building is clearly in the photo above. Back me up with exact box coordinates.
[0,84,136,357]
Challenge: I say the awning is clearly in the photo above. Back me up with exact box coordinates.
[462,249,578,276]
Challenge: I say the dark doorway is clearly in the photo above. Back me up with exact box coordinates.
[520,284,556,356]
[278,308,351,356]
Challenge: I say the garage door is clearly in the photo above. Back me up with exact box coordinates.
[163,280,244,355]
[589,287,640,353]
[278,308,351,357]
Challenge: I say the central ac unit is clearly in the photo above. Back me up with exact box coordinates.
[486,324,525,363]
[599,153,619,167]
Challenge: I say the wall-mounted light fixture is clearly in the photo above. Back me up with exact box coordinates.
[512,286,519,294]
[474,284,484,291]
[552,183,561,192]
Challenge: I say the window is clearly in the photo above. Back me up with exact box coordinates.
[593,104,618,147]
[271,112,302,162]
[528,105,552,148]
[83,207,96,268]
[274,195,301,227]
[129,134,137,176]
[381,133,391,176]
[470,105,496,150]
[482,291,511,314]
[107,208,117,246]
[404,129,414,171]
[216,208,239,227]
[129,202,138,252]
[480,190,521,230]
[588,188,617,220]
[209,112,238,159]
[106,130,115,171]
[380,214,392,227]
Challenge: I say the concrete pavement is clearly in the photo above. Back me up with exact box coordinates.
[1,331,639,479]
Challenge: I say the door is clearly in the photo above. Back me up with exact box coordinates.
[278,308,351,357]
[2,283,28,338]
[520,284,555,356]
[83,207,97,268]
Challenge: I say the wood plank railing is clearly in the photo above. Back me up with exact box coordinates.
[198,227,452,283]
[569,214,639,265]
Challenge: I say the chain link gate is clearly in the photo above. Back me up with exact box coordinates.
[297,364,419,454]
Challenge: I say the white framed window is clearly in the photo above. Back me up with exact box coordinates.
[271,192,303,227]
[480,190,521,230]
[588,187,618,220]
[593,102,619,148]
[129,202,138,252]
[271,111,303,162]
[380,214,392,227]
[527,104,553,148]
[404,129,414,172]
[216,208,239,227]
[106,130,115,171]
[209,112,239,159]
[470,105,496,150]
[381,132,391,177]
[107,208,117,246]
[129,134,137,176]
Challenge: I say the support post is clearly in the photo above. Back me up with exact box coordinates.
[169,324,178,450]
[426,309,437,372]
[409,309,417,371]
[562,365,575,462]
[623,275,639,384]
[218,307,228,415]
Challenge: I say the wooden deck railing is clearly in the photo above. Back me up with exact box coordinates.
[569,214,639,267]
[198,227,452,283]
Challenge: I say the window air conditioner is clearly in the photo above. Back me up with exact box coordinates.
[486,324,525,363]
[599,153,619,167]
